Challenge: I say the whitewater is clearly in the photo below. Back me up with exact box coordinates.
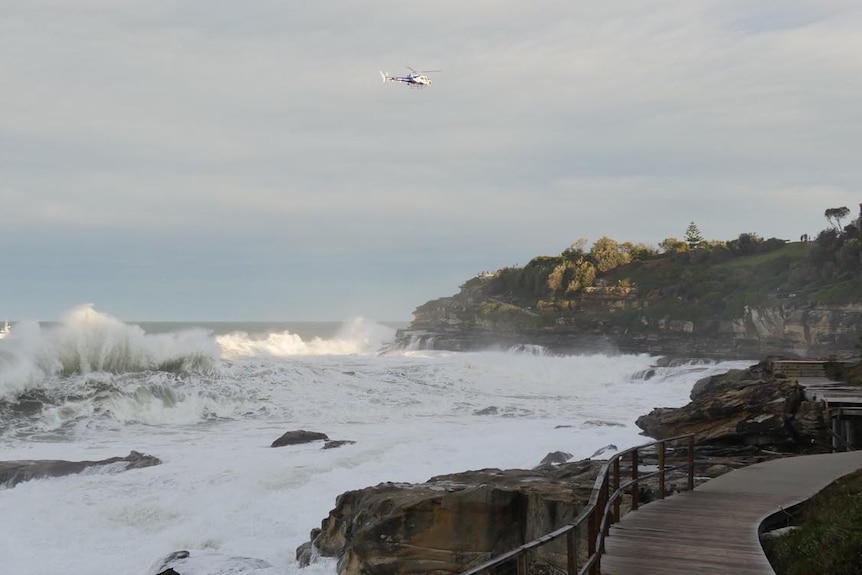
[0,304,754,575]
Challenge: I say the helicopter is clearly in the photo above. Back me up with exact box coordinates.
[380,66,441,88]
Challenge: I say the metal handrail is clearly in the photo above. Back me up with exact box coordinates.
[460,433,696,575]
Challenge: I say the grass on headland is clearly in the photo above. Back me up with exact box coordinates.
[765,468,862,575]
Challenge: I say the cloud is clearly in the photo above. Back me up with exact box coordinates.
[2,0,862,319]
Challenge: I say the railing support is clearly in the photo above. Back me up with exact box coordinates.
[612,458,621,523]
[567,527,577,573]
[658,442,666,499]
[458,434,697,575]
[687,434,695,491]
[630,447,639,511]
[587,508,597,575]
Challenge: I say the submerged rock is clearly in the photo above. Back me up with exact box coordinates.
[0,450,161,489]
[271,430,329,448]
[151,549,272,575]
[323,440,356,450]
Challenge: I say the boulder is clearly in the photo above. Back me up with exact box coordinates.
[271,430,329,448]
[300,461,602,575]
[635,362,830,450]
[538,451,572,466]
[0,450,161,489]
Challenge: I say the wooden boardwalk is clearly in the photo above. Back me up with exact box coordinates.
[600,450,862,574]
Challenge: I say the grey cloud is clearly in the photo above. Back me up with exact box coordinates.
[2,1,861,319]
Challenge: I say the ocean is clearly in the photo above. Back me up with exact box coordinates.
[0,304,754,575]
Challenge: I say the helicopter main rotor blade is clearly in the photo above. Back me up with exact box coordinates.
[405,66,441,73]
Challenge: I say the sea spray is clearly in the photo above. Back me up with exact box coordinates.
[0,306,755,574]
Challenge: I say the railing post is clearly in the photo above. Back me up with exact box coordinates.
[567,527,577,574]
[612,457,621,523]
[687,434,695,491]
[517,553,527,575]
[630,448,639,511]
[658,441,666,499]
[587,507,597,575]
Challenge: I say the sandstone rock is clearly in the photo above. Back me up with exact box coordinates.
[271,430,329,448]
[302,461,603,575]
[396,280,862,359]
[296,528,321,567]
[636,362,829,451]
[0,450,161,489]
[689,369,751,400]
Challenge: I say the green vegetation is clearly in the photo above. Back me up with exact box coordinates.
[685,221,704,249]
[765,469,862,575]
[456,206,862,328]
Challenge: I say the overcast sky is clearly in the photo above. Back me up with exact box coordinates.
[2,1,861,322]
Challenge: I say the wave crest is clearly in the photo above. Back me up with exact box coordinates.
[0,304,220,401]
[217,317,396,358]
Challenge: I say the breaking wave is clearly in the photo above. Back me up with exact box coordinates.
[0,305,220,402]
[216,317,396,358]
[0,306,402,433]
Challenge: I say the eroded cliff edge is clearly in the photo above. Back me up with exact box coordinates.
[394,240,862,359]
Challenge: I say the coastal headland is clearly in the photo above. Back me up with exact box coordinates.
[296,220,862,574]
[393,223,862,359]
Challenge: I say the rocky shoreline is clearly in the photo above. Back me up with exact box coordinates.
[295,358,836,575]
[393,287,862,360]
[1,358,839,575]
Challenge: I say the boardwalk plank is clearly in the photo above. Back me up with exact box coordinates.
[597,451,862,575]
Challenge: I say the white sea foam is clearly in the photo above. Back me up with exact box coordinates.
[216,317,395,358]
[0,305,220,402]
[0,307,756,575]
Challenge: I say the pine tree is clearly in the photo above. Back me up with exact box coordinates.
[685,222,704,249]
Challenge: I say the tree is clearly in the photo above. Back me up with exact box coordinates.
[659,237,688,254]
[621,242,658,261]
[684,222,704,249]
[825,206,851,231]
[547,262,572,294]
[566,259,596,293]
[562,238,589,260]
[590,236,631,272]
[727,232,762,255]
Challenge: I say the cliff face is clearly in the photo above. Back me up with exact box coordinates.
[397,293,862,359]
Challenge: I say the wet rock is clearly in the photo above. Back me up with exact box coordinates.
[323,440,356,450]
[590,444,618,458]
[0,450,161,489]
[271,430,329,448]
[300,461,603,575]
[635,361,830,451]
[538,451,573,466]
[296,529,321,568]
[151,549,271,575]
[583,419,625,427]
